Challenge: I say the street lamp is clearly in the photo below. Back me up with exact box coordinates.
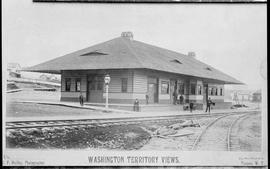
[104,74,111,109]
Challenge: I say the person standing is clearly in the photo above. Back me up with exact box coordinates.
[179,95,184,105]
[145,94,149,105]
[205,97,212,113]
[189,102,194,113]
[134,99,140,112]
[79,92,84,106]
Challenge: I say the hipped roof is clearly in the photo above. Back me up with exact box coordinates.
[25,36,243,84]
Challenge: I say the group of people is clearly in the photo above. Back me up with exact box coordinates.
[172,91,185,105]
[79,91,214,113]
[188,97,214,113]
[173,91,214,113]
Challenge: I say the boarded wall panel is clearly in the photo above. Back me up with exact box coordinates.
[133,71,147,93]
[107,71,133,93]
[61,91,86,98]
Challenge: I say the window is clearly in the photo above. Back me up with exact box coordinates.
[198,85,202,95]
[161,81,169,94]
[220,88,223,96]
[211,88,215,95]
[190,83,196,95]
[209,87,213,95]
[75,78,81,92]
[179,83,185,94]
[121,78,128,93]
[65,78,71,91]
[210,87,217,95]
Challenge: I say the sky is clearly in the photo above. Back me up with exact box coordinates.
[2,1,267,90]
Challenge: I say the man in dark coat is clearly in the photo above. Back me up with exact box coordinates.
[145,94,149,105]
[134,99,140,112]
[79,92,84,106]
[205,97,212,113]
[179,95,184,105]
[189,102,194,113]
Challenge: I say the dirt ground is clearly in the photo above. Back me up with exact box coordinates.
[6,120,185,150]
[238,113,262,151]
[6,102,103,118]
[6,124,151,150]
[6,112,262,151]
[6,90,61,103]
[140,117,216,151]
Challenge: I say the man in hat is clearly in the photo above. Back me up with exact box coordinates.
[79,92,84,106]
[205,97,212,113]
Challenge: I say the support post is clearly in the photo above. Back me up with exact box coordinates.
[104,74,110,109]
[105,84,109,109]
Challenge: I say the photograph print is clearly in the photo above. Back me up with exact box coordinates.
[2,1,267,167]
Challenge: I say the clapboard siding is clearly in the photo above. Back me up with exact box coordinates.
[81,77,87,92]
[60,69,226,104]
[61,91,86,98]
[70,78,76,92]
[61,77,65,91]
[133,70,147,93]
[108,71,133,93]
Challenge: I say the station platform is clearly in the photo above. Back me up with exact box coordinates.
[5,100,260,122]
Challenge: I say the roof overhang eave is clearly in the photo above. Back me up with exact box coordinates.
[224,80,245,85]
[22,69,61,74]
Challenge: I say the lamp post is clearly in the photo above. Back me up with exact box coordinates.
[104,74,111,109]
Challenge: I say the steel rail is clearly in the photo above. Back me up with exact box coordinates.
[190,114,231,151]
[6,111,259,130]
[190,111,257,151]
[227,111,259,151]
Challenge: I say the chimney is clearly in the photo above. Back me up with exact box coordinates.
[188,51,196,58]
[121,32,133,40]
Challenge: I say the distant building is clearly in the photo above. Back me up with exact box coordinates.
[239,92,253,101]
[40,74,60,82]
[252,90,262,102]
[7,63,21,78]
[232,91,253,102]
[25,32,243,106]
[39,74,49,81]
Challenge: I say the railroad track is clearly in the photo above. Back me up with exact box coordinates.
[227,112,260,151]
[5,111,257,130]
[191,111,259,151]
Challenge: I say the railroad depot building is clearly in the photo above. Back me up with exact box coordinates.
[26,32,242,108]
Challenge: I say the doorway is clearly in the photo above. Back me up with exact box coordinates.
[203,84,208,104]
[170,80,177,104]
[147,77,158,103]
[87,74,104,103]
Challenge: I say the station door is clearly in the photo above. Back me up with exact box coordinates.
[87,75,104,103]
[203,84,208,104]
[148,77,158,103]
